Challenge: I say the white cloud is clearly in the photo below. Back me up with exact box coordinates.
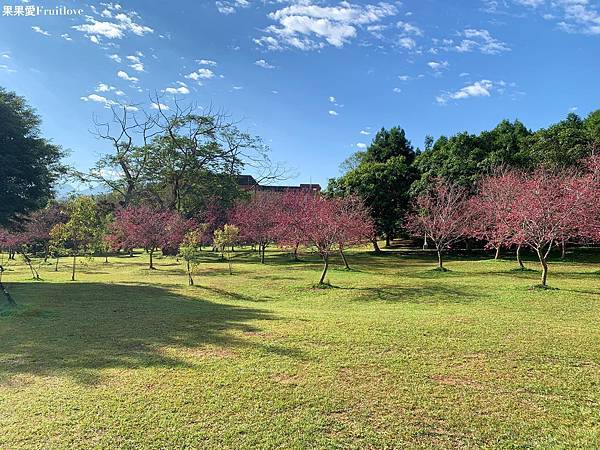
[151,102,170,110]
[165,84,190,95]
[216,0,250,15]
[488,0,600,36]
[356,142,367,149]
[397,21,423,36]
[255,59,275,69]
[0,64,16,73]
[255,1,398,50]
[126,55,144,72]
[117,70,139,83]
[185,68,215,80]
[398,75,411,81]
[436,79,494,104]
[95,83,115,92]
[72,9,153,43]
[398,37,416,49]
[108,54,121,63]
[392,87,402,93]
[428,60,449,70]
[455,29,510,54]
[556,0,600,35]
[232,85,244,90]
[80,93,117,107]
[61,33,73,41]
[197,59,217,66]
[329,96,336,103]
[32,26,50,36]
[329,110,339,116]
[360,129,370,135]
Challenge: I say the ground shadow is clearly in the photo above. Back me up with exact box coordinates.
[335,283,484,304]
[0,282,301,385]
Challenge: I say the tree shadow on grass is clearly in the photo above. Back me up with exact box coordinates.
[334,284,483,304]
[0,282,302,385]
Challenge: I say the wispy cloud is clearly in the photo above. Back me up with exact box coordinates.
[215,0,250,15]
[117,70,139,83]
[32,26,50,36]
[436,79,495,104]
[255,59,275,69]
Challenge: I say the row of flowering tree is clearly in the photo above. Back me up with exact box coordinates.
[406,156,600,286]
[229,191,374,285]
[0,191,375,289]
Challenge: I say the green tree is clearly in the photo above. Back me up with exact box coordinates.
[179,227,206,286]
[213,224,239,275]
[327,126,416,250]
[49,197,104,281]
[528,113,591,169]
[412,120,531,193]
[0,87,65,226]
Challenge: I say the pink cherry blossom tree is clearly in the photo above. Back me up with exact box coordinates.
[469,171,528,268]
[231,192,281,263]
[108,206,193,269]
[335,195,375,270]
[276,191,312,261]
[406,179,469,271]
[506,170,585,286]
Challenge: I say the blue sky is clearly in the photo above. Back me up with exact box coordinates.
[0,0,599,188]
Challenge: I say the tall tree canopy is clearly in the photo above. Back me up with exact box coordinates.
[412,120,531,193]
[0,87,65,226]
[82,101,281,217]
[327,126,416,248]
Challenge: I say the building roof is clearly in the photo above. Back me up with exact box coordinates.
[236,175,321,192]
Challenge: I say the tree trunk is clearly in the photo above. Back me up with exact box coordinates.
[71,255,76,281]
[423,233,428,250]
[536,248,548,286]
[561,240,566,259]
[494,246,501,260]
[319,254,329,285]
[55,257,60,272]
[372,239,381,253]
[340,247,350,270]
[465,238,473,252]
[292,243,299,261]
[149,249,154,269]
[187,261,194,286]
[104,254,109,264]
[385,234,391,248]
[260,244,265,264]
[0,281,15,307]
[23,254,40,280]
[437,248,444,270]
[516,244,525,269]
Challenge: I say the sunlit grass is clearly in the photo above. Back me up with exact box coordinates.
[0,246,599,448]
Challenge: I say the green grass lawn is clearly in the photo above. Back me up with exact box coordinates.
[0,247,599,448]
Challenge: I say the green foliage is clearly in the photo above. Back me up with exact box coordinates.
[412,120,531,193]
[0,87,65,225]
[328,126,416,242]
[528,112,597,168]
[49,197,104,258]
[179,228,206,285]
[213,224,239,274]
